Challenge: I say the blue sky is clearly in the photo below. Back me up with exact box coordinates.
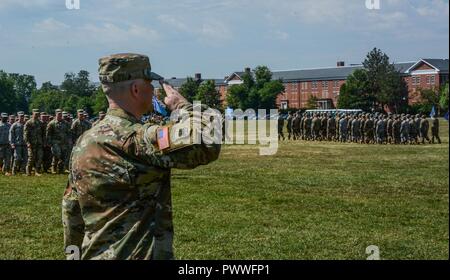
[0,0,448,86]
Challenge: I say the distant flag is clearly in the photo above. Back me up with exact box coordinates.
[430,105,436,118]
[444,111,449,121]
[152,96,168,117]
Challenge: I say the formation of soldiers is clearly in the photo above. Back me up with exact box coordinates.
[278,111,442,145]
[0,109,105,176]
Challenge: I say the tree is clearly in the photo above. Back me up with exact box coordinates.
[419,87,442,115]
[8,73,37,113]
[61,70,96,97]
[196,80,221,109]
[0,71,17,113]
[179,77,199,103]
[225,66,283,110]
[40,81,59,92]
[439,83,449,112]
[29,89,65,113]
[363,48,408,112]
[306,95,318,109]
[92,87,109,115]
[337,69,374,111]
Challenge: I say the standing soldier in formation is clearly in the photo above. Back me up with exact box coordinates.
[327,114,336,141]
[392,115,401,144]
[277,114,285,141]
[286,112,293,140]
[364,114,374,144]
[63,112,73,171]
[339,114,348,142]
[292,112,301,140]
[400,115,410,144]
[47,109,71,174]
[419,115,431,144]
[71,109,91,144]
[9,112,27,175]
[0,113,12,176]
[351,115,360,143]
[431,115,441,144]
[414,115,421,143]
[386,114,393,144]
[24,109,45,176]
[303,114,312,141]
[359,114,366,143]
[376,115,386,144]
[311,114,321,141]
[408,115,418,144]
[320,114,327,140]
[41,112,52,173]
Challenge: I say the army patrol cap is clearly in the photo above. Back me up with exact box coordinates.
[98,53,164,84]
[77,109,84,114]
[32,109,40,114]
[99,111,106,116]
[1,113,8,118]
[55,109,62,114]
[17,112,24,116]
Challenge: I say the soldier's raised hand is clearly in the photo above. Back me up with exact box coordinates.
[163,83,188,112]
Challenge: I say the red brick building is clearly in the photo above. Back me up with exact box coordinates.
[154,58,448,110]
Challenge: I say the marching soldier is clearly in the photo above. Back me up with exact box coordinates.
[419,115,431,144]
[431,115,441,144]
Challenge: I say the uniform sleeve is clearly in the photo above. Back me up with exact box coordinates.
[23,122,30,144]
[8,125,14,144]
[46,122,53,146]
[62,180,85,259]
[130,102,221,170]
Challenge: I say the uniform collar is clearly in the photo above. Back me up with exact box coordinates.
[107,108,140,123]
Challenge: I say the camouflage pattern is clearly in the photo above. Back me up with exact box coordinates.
[286,113,293,140]
[47,118,71,173]
[71,119,92,142]
[277,115,285,141]
[0,118,12,173]
[339,117,348,142]
[9,120,27,174]
[62,103,221,260]
[419,116,430,144]
[431,117,441,144]
[24,117,45,174]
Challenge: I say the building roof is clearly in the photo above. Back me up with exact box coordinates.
[419,59,449,72]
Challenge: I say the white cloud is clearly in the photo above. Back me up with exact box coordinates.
[157,14,189,31]
[33,18,69,32]
[270,30,289,40]
[415,0,449,17]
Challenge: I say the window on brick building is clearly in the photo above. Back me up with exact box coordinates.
[312,81,318,89]
[334,81,339,88]
[426,76,430,84]
[430,76,435,84]
[322,81,328,89]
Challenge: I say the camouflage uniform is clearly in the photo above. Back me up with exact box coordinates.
[24,111,45,175]
[419,116,430,144]
[363,115,374,144]
[392,117,401,144]
[327,115,336,141]
[277,115,285,141]
[47,111,71,173]
[9,115,27,174]
[351,117,360,143]
[431,117,441,144]
[311,115,321,141]
[292,113,301,140]
[62,53,221,260]
[339,116,348,142]
[375,117,386,144]
[286,113,293,140]
[71,115,92,143]
[400,117,410,144]
[0,114,12,174]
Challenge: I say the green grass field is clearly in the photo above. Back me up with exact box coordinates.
[0,120,448,260]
